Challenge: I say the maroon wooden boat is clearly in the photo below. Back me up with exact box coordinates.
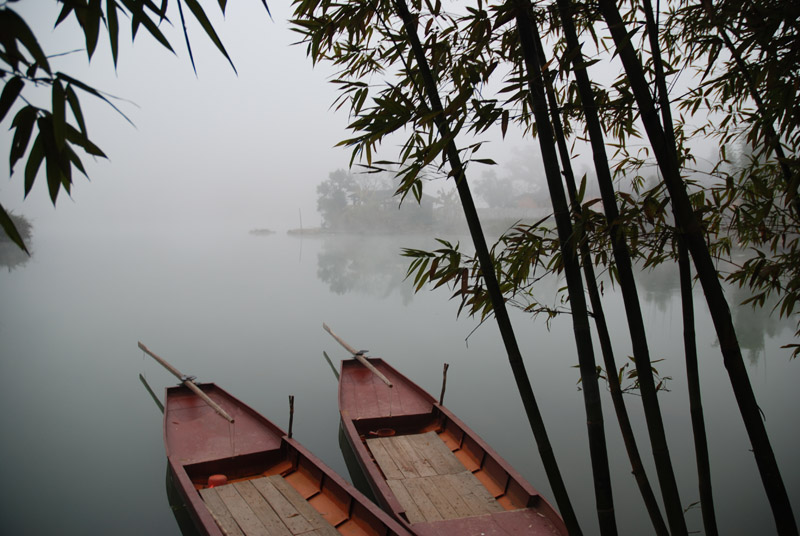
[165,382,413,536]
[338,358,568,536]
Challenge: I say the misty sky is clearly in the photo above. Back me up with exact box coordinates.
[1,1,545,238]
[1,2,363,234]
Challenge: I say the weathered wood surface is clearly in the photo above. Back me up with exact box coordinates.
[200,475,339,535]
[139,341,235,422]
[366,431,505,524]
[322,323,393,387]
[339,360,432,420]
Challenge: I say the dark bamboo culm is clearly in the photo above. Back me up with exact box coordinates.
[550,0,688,533]
[597,1,798,533]
[390,0,583,532]
[512,1,617,533]
[528,10,669,534]
[678,238,719,536]
[638,1,720,532]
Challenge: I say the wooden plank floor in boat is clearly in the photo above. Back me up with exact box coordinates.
[199,474,339,536]
[366,431,506,524]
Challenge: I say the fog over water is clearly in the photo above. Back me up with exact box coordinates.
[1,3,799,536]
[1,224,798,535]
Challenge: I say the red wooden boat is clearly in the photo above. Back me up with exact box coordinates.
[338,358,568,536]
[165,382,413,536]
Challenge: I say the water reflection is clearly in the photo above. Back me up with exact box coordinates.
[0,213,32,271]
[316,234,797,366]
[166,466,201,536]
[316,235,417,304]
[635,263,796,364]
[338,424,378,503]
[0,238,31,271]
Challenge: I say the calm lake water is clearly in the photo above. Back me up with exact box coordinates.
[0,223,797,535]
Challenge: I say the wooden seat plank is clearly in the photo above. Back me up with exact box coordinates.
[447,472,505,514]
[266,475,340,536]
[421,474,474,518]
[233,481,293,536]
[372,437,419,479]
[366,438,405,480]
[415,476,459,520]
[373,432,508,524]
[393,435,438,477]
[400,478,444,522]
[199,487,246,536]
[408,432,464,475]
[214,484,271,535]
[251,477,316,535]
[386,480,425,524]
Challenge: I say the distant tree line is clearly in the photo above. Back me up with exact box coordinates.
[316,169,434,232]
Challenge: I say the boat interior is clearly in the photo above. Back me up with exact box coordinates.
[349,405,541,518]
[182,440,396,536]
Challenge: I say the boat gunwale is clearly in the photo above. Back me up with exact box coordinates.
[164,381,412,536]
[338,357,566,534]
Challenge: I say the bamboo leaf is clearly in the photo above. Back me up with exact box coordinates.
[120,0,175,53]
[0,203,29,254]
[65,84,88,136]
[0,76,24,123]
[9,105,38,173]
[82,0,102,59]
[24,134,44,197]
[65,123,106,157]
[0,8,52,74]
[182,0,237,73]
[107,0,120,67]
[52,78,66,150]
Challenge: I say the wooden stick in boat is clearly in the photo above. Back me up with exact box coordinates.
[288,395,295,438]
[137,342,235,423]
[439,362,449,405]
[322,323,393,387]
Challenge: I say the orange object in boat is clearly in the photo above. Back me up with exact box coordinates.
[207,474,227,488]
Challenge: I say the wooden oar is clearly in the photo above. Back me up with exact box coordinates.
[138,341,235,422]
[322,323,393,387]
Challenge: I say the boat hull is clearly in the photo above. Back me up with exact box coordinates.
[338,358,567,536]
[164,382,411,536]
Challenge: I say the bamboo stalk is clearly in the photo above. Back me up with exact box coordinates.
[137,342,234,423]
[550,1,681,531]
[511,1,615,532]
[322,323,393,387]
[532,15,668,533]
[597,2,797,532]
[389,1,582,531]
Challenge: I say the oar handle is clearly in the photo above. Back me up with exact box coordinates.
[138,341,235,423]
[138,342,183,380]
[322,324,393,387]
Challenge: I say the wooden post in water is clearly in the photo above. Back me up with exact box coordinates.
[137,342,234,423]
[322,323,393,387]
